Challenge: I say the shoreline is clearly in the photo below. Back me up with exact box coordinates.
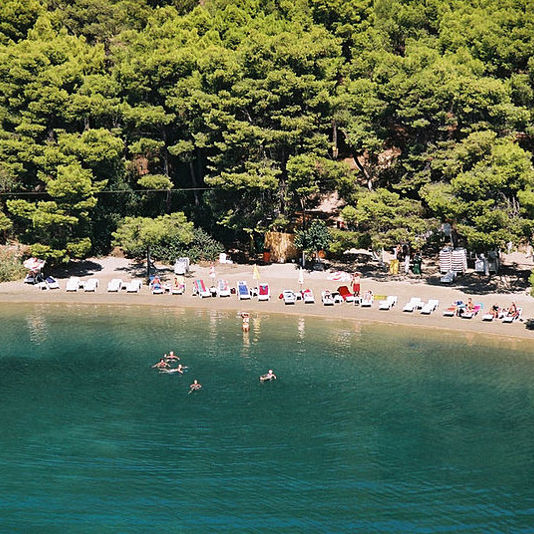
[2,287,533,343]
[2,256,534,343]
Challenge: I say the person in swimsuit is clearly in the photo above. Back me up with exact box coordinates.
[189,379,202,392]
[507,302,518,318]
[260,369,277,382]
[152,358,169,369]
[166,351,179,361]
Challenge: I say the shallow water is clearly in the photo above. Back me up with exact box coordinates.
[1,303,534,532]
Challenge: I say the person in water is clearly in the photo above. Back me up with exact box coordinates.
[189,379,202,392]
[166,351,179,360]
[152,358,169,369]
[176,364,187,374]
[260,369,277,382]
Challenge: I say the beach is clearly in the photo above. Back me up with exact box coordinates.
[1,256,533,341]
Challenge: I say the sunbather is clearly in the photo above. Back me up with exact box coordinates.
[490,304,500,318]
[506,302,519,318]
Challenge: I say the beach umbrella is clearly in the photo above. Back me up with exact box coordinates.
[23,257,45,272]
[253,264,260,282]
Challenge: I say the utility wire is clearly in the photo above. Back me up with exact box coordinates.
[0,187,212,197]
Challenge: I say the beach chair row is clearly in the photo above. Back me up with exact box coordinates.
[55,276,523,323]
[58,277,144,293]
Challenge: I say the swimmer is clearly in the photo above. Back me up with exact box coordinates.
[175,364,187,374]
[166,351,179,360]
[189,379,202,393]
[152,358,169,369]
[259,369,277,382]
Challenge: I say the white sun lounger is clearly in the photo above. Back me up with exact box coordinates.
[302,289,315,304]
[151,282,166,294]
[237,281,251,300]
[216,279,231,297]
[38,276,60,290]
[482,309,505,321]
[126,279,143,293]
[321,291,334,306]
[502,308,522,323]
[257,283,270,301]
[360,294,374,307]
[107,278,123,292]
[84,278,99,292]
[403,297,422,312]
[66,276,81,292]
[170,276,185,295]
[282,290,297,305]
[378,296,397,310]
[193,279,211,298]
[420,299,439,314]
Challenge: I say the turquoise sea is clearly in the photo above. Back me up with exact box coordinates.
[1,303,534,533]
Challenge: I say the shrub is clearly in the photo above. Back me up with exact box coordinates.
[294,220,332,260]
[0,248,26,282]
[151,227,224,263]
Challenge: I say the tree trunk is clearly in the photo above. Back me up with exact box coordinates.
[332,120,338,159]
[189,161,200,206]
[340,129,373,190]
[146,245,151,281]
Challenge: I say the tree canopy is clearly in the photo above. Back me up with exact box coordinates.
[1,0,533,259]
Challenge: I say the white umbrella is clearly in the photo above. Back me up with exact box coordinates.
[23,258,45,272]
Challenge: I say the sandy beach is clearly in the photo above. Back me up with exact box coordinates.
[1,256,534,342]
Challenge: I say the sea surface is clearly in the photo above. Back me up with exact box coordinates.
[1,303,534,533]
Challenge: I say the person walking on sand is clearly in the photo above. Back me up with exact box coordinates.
[189,379,202,393]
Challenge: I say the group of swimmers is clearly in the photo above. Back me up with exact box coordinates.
[152,351,200,393]
[152,350,277,390]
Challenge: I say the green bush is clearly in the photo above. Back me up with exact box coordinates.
[0,249,27,282]
[529,269,534,297]
[151,227,224,263]
[328,229,372,259]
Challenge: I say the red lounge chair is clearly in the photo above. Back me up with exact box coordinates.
[337,286,355,302]
[258,283,270,301]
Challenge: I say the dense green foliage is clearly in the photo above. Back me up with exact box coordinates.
[0,248,26,282]
[1,0,534,261]
[151,227,225,263]
[295,220,332,260]
[112,211,194,257]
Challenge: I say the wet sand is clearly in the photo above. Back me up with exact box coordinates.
[1,257,533,341]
